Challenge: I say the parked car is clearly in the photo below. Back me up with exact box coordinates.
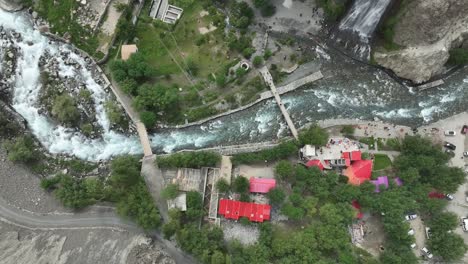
[410,243,417,249]
[421,247,433,259]
[463,151,468,157]
[461,125,468,134]
[405,213,418,221]
[408,228,415,235]
[425,227,432,239]
[462,217,468,232]
[446,194,454,200]
[444,142,456,150]
[445,130,456,136]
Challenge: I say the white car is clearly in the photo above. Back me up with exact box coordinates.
[446,194,454,200]
[405,214,418,221]
[421,247,433,259]
[425,227,432,239]
[410,243,417,249]
[462,217,468,232]
[444,130,456,136]
[408,228,415,235]
[463,151,468,157]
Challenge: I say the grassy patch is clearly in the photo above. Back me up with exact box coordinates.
[377,0,412,51]
[373,154,392,171]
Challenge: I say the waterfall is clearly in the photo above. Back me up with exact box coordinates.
[332,0,393,61]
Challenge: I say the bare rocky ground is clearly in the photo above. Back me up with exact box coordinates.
[374,0,468,84]
[0,147,176,263]
[0,221,174,264]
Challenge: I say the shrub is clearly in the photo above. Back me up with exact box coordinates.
[448,48,468,65]
[340,125,355,136]
[0,112,20,138]
[52,94,80,124]
[267,187,285,205]
[81,123,93,136]
[162,183,179,200]
[3,135,38,162]
[299,124,329,146]
[140,111,157,127]
[215,178,230,193]
[40,176,61,190]
[231,141,299,165]
[233,176,249,193]
[105,101,126,128]
[157,151,221,168]
[253,56,263,67]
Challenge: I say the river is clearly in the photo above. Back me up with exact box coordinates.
[0,9,467,161]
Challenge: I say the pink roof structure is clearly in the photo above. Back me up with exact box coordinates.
[343,160,373,185]
[218,199,271,222]
[249,178,276,193]
[305,159,324,170]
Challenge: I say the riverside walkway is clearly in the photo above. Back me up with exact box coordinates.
[259,66,299,140]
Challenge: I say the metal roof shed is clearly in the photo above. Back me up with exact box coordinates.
[249,178,276,193]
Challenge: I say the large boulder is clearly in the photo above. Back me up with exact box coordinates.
[0,0,24,11]
[375,0,468,84]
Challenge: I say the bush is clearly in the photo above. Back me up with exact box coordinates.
[298,124,329,146]
[267,187,285,205]
[448,48,468,65]
[162,183,179,200]
[317,0,349,21]
[340,125,355,136]
[0,112,20,138]
[80,123,93,136]
[140,111,157,127]
[253,56,263,68]
[52,94,80,124]
[215,178,230,193]
[157,151,221,168]
[53,174,96,209]
[233,176,249,193]
[40,176,61,190]
[3,135,38,162]
[105,101,126,127]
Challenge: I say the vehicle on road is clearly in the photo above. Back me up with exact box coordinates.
[421,247,433,259]
[405,213,418,221]
[410,243,416,249]
[444,142,456,150]
[445,194,454,200]
[425,227,432,239]
[461,125,468,134]
[463,151,468,157]
[408,228,415,235]
[462,217,468,232]
[444,130,456,136]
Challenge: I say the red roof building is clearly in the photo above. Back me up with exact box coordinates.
[343,159,373,185]
[305,159,324,170]
[218,199,271,222]
[249,178,276,193]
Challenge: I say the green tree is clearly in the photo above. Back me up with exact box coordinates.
[340,125,355,136]
[157,151,221,168]
[109,155,141,190]
[211,250,226,264]
[134,84,179,114]
[429,212,458,233]
[428,232,467,262]
[267,187,286,206]
[186,191,204,221]
[162,183,179,200]
[233,176,249,193]
[52,94,80,124]
[54,174,94,209]
[274,160,294,180]
[140,111,157,127]
[215,178,230,193]
[3,135,38,162]
[40,176,61,190]
[281,202,305,220]
[398,168,420,184]
[105,101,126,127]
[253,56,263,67]
[298,124,329,146]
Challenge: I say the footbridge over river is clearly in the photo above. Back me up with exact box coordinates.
[107,76,169,221]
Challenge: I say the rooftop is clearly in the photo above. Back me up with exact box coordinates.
[249,178,276,193]
[218,199,271,222]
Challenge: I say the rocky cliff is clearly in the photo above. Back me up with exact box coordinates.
[0,0,23,11]
[374,0,468,84]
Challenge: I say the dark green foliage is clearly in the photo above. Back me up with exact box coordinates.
[0,112,20,138]
[340,125,355,136]
[428,231,467,262]
[267,187,286,205]
[231,141,298,165]
[53,174,97,209]
[298,124,329,146]
[233,176,249,193]
[3,135,38,163]
[109,155,141,191]
[117,181,161,230]
[134,84,179,114]
[110,53,155,83]
[230,2,254,29]
[317,0,349,21]
[40,176,61,190]
[274,160,294,181]
[105,101,127,128]
[176,225,225,263]
[140,111,157,127]
[162,183,179,200]
[281,202,305,220]
[384,138,402,151]
[157,151,221,168]
[252,56,263,67]
[120,78,138,95]
[52,94,80,124]
[215,178,230,193]
[186,191,204,221]
[186,58,199,76]
[448,48,468,65]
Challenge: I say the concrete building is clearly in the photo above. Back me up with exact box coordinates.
[149,0,183,24]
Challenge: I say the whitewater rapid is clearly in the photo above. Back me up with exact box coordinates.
[1,9,468,161]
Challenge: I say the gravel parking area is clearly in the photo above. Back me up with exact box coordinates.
[222,220,259,245]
